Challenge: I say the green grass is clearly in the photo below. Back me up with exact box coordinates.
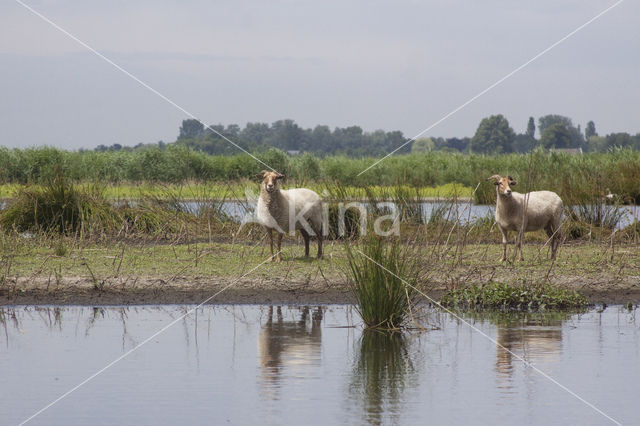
[440,281,589,310]
[3,146,640,205]
[0,173,119,234]
[0,229,637,308]
[0,181,472,200]
[346,237,417,329]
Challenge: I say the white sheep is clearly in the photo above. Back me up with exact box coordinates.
[256,170,324,262]
[489,174,563,261]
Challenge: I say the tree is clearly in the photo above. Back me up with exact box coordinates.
[605,133,633,149]
[241,122,271,146]
[178,119,204,139]
[540,123,572,149]
[538,114,583,148]
[411,137,435,153]
[512,134,537,153]
[265,119,306,151]
[584,135,606,152]
[446,137,470,152]
[585,121,597,140]
[308,125,333,153]
[526,117,536,139]
[470,115,515,154]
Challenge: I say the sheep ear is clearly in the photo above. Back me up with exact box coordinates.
[275,173,285,180]
[508,176,517,186]
[255,170,268,179]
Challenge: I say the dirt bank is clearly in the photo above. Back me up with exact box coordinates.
[2,273,639,306]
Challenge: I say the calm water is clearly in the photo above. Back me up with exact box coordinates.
[1,305,638,425]
[186,201,640,230]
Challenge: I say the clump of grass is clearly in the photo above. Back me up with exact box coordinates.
[346,236,417,329]
[393,185,424,224]
[441,281,588,311]
[53,240,68,256]
[570,199,627,230]
[0,170,118,234]
[327,205,361,240]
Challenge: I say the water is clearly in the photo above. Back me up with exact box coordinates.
[1,305,638,425]
[183,200,640,229]
[2,199,638,229]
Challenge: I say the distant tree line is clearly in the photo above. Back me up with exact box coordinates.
[91,115,640,156]
[173,119,408,157]
[420,114,640,155]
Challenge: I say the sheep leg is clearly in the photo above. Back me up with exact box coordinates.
[498,226,508,262]
[516,231,524,261]
[317,233,323,259]
[300,228,310,257]
[546,223,561,260]
[552,227,562,259]
[267,228,275,261]
[310,222,323,259]
[275,232,283,262]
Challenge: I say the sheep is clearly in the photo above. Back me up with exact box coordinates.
[489,174,563,261]
[256,170,323,262]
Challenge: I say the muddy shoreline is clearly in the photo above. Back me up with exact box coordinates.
[2,276,639,306]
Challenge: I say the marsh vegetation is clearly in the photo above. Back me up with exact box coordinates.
[0,155,638,312]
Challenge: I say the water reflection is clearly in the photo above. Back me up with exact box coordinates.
[2,305,639,425]
[347,331,420,426]
[490,312,573,390]
[258,306,323,401]
[0,306,150,349]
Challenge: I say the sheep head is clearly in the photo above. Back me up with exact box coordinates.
[256,170,284,193]
[488,174,517,197]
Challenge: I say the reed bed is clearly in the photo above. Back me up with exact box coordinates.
[2,147,640,205]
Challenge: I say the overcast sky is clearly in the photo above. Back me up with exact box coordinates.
[0,0,637,150]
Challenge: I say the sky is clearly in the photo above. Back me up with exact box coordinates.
[0,0,637,150]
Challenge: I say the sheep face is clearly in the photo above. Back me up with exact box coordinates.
[257,170,284,193]
[490,175,517,198]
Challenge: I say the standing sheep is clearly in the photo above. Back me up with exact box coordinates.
[489,174,563,261]
[256,170,323,262]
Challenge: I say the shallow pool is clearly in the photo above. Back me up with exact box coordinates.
[1,305,637,425]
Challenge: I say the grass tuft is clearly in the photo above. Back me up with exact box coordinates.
[346,236,417,329]
[0,171,118,234]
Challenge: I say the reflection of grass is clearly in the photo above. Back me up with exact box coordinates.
[349,330,418,425]
[441,281,589,310]
[461,309,583,327]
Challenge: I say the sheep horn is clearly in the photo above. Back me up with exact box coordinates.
[487,175,502,182]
